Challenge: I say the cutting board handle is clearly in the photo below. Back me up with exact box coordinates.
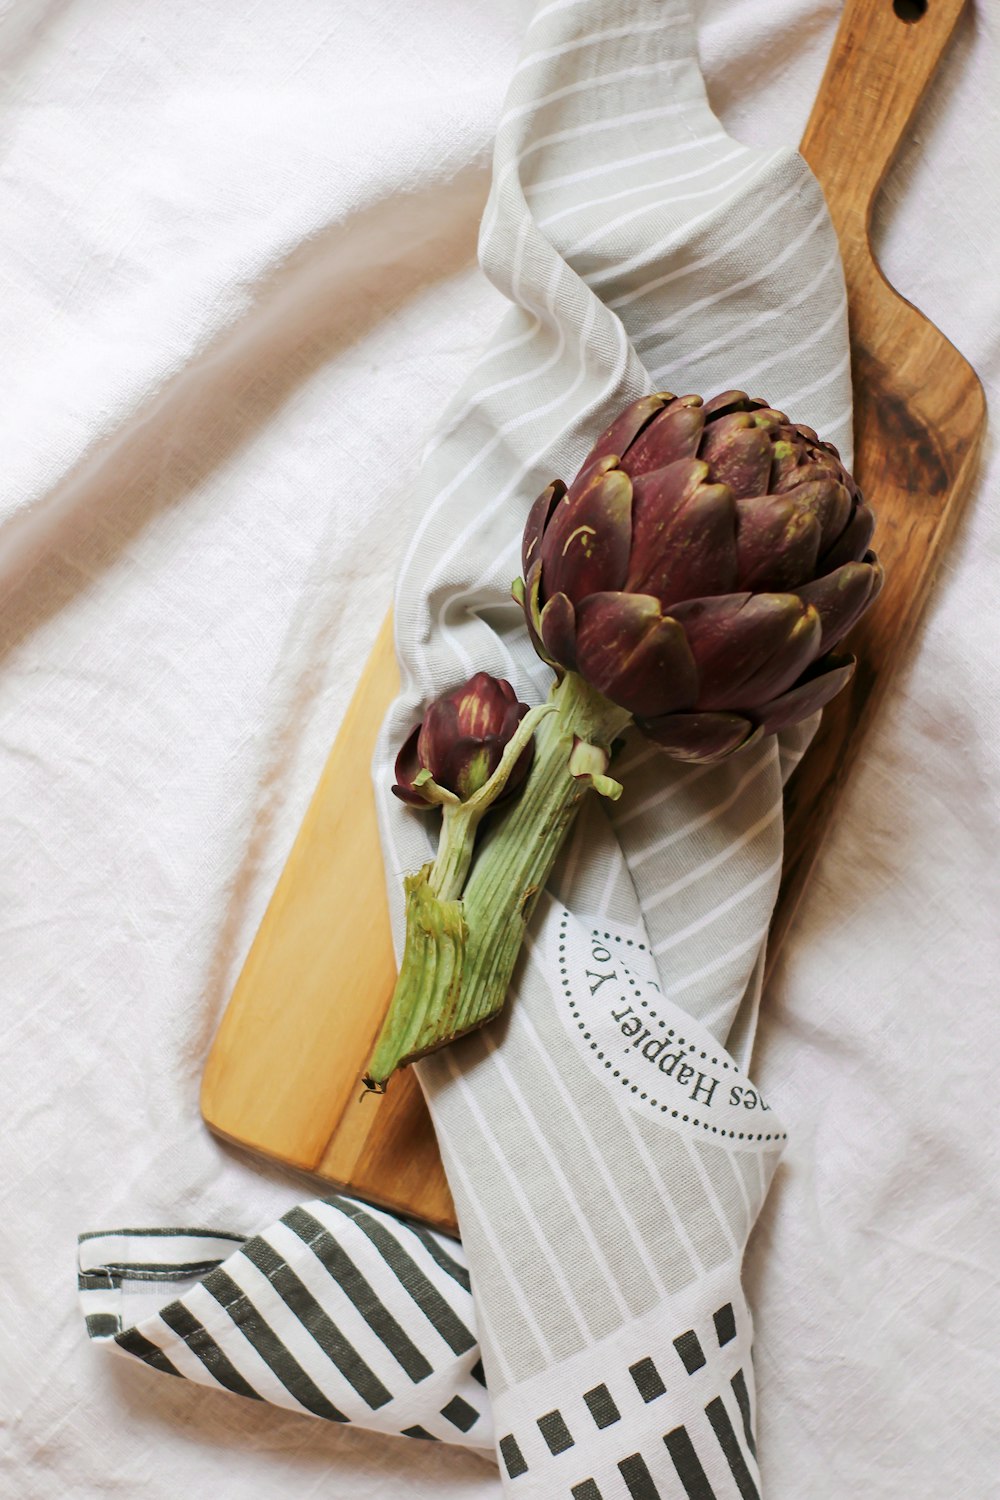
[801,0,966,240]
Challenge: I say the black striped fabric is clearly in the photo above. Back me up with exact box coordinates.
[664,1424,717,1499]
[77,1196,492,1450]
[81,1205,764,1493]
[493,1298,761,1496]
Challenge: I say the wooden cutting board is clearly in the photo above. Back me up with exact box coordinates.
[201,0,985,1236]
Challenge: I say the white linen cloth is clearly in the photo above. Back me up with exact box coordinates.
[3,1,999,1496]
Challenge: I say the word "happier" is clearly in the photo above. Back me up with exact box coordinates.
[609,1003,721,1106]
[583,936,770,1114]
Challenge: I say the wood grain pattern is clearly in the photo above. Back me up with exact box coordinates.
[201,0,984,1234]
[771,0,984,964]
[201,613,457,1232]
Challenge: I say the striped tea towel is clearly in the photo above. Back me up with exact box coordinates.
[81,1,851,1494]
[374,0,848,1492]
[79,1198,491,1446]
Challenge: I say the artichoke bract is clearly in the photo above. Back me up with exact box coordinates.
[392,672,534,807]
[519,390,883,762]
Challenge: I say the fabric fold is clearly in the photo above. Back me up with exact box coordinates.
[80,2,853,1493]
[374,1,851,1494]
[79,1198,492,1448]
[412,779,797,1497]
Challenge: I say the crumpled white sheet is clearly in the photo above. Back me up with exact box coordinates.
[2,1,998,1496]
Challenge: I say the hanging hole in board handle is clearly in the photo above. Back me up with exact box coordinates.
[893,0,929,21]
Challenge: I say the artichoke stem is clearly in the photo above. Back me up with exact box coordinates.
[363,865,467,1092]
[428,804,477,901]
[457,671,630,1030]
[364,672,630,1088]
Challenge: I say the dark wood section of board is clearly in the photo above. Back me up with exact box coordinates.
[767,0,984,973]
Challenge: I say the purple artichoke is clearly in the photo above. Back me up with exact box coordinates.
[393,672,535,806]
[518,390,883,762]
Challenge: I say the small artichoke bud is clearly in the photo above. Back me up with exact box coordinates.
[392,672,535,807]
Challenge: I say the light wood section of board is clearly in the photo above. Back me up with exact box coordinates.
[201,612,456,1231]
[202,0,983,1237]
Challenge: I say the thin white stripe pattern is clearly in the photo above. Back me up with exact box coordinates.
[681,1135,740,1257]
[563,155,768,257]
[668,929,770,999]
[430,1137,533,1390]
[440,1048,594,1348]
[534,146,749,229]
[427,300,627,678]
[433,241,840,618]
[514,947,673,1300]
[594,833,628,918]
[670,287,848,395]
[627,752,774,869]
[643,799,784,909]
[514,18,671,75]
[652,857,784,956]
[391,262,570,630]
[619,192,827,319]
[645,250,842,380]
[613,761,716,827]
[497,58,689,132]
[407,193,827,657]
[525,131,727,196]
[482,98,705,240]
[716,1139,755,1228]
[479,1027,633,1321]
[429,257,846,635]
